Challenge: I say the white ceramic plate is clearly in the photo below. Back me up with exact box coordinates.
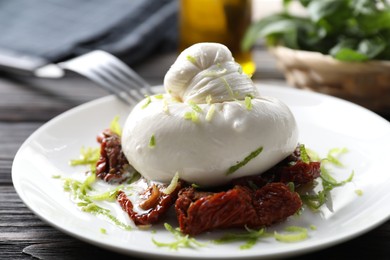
[12,85,390,259]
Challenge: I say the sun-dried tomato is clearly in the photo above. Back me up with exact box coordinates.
[175,182,302,236]
[96,129,130,183]
[117,181,184,226]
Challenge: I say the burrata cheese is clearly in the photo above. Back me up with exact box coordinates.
[121,43,298,187]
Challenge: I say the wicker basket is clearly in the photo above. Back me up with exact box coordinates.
[270,46,390,113]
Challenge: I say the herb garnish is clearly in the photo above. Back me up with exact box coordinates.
[186,55,197,65]
[149,134,156,148]
[226,146,263,175]
[61,172,132,231]
[205,104,216,122]
[214,225,308,249]
[184,111,199,123]
[221,77,236,100]
[154,94,164,99]
[141,95,152,109]
[69,147,100,169]
[355,189,364,196]
[214,227,271,249]
[244,95,253,110]
[274,226,308,243]
[299,144,310,163]
[109,115,122,136]
[300,147,354,210]
[188,101,203,113]
[152,223,206,250]
[163,172,179,195]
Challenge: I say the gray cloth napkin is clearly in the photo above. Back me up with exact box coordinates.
[0,0,178,71]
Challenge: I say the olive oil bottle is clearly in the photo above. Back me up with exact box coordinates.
[179,0,255,75]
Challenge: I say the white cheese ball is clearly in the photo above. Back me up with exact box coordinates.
[122,95,298,187]
[121,43,298,187]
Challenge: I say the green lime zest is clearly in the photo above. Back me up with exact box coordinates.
[244,95,253,110]
[226,146,263,175]
[326,147,348,167]
[355,189,364,196]
[287,182,295,192]
[221,77,235,99]
[191,183,200,188]
[152,223,206,250]
[184,111,199,123]
[62,171,131,231]
[154,94,164,99]
[214,226,271,250]
[141,95,152,109]
[52,175,61,179]
[109,115,122,136]
[205,104,216,122]
[186,55,197,65]
[80,172,96,195]
[81,202,132,231]
[63,172,96,198]
[100,228,107,234]
[149,134,156,148]
[214,225,312,249]
[299,144,310,163]
[69,147,100,169]
[321,167,354,188]
[300,147,354,211]
[163,172,180,194]
[87,185,124,202]
[274,226,308,243]
[188,101,203,113]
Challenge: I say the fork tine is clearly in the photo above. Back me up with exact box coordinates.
[101,62,146,99]
[59,50,153,104]
[89,66,146,102]
[106,58,154,95]
[92,50,154,96]
[82,67,140,104]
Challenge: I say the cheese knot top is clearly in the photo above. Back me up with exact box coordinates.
[164,42,258,104]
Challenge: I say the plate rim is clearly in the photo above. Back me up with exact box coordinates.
[12,84,390,259]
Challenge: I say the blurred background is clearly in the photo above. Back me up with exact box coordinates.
[0,0,292,74]
[1,0,389,113]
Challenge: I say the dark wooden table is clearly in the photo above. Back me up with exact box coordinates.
[1,49,389,259]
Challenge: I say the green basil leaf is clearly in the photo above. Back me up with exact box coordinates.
[358,37,386,59]
[351,0,379,15]
[241,14,290,51]
[359,10,390,34]
[261,20,299,48]
[331,48,369,62]
[283,0,293,9]
[308,0,346,22]
[299,0,312,7]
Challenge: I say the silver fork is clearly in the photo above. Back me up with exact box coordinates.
[59,50,154,104]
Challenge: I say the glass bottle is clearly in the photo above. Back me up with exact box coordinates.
[179,0,255,75]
